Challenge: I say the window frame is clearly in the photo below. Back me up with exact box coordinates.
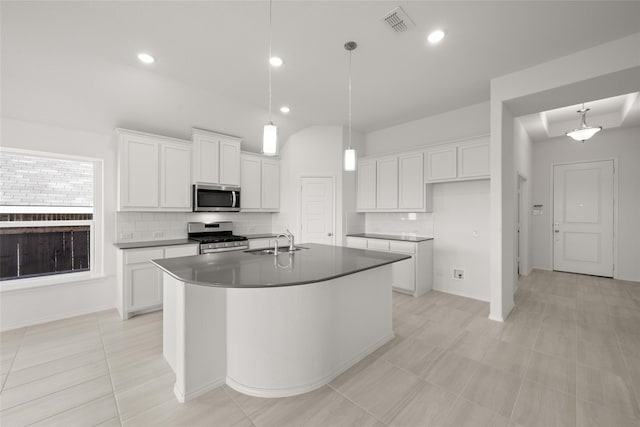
[0,148,104,292]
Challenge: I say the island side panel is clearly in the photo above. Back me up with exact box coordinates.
[226,265,394,398]
[172,278,227,402]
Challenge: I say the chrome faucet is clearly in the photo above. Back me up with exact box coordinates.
[274,229,295,253]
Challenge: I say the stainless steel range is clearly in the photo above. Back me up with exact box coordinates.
[187,222,248,254]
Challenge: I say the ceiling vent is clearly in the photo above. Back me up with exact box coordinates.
[382,6,415,33]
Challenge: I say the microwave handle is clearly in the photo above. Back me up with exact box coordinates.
[232,191,237,208]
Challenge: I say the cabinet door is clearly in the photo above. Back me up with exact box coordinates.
[376,157,398,209]
[160,142,192,209]
[367,239,390,251]
[240,155,262,210]
[126,262,162,311]
[458,141,490,179]
[220,140,241,186]
[357,159,377,210]
[193,135,220,184]
[248,238,271,250]
[120,134,159,209]
[261,158,280,210]
[425,147,457,182]
[398,153,424,210]
[392,257,415,293]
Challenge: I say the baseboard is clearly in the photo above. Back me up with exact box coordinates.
[1,303,116,332]
[226,332,395,398]
[432,286,490,302]
[174,378,226,403]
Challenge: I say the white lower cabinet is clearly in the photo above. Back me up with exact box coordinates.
[345,236,433,297]
[118,244,198,319]
[248,237,289,250]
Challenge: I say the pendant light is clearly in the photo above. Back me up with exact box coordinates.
[262,0,277,156]
[344,41,357,171]
[565,104,603,143]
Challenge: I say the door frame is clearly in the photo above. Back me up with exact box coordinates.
[298,176,336,246]
[549,157,619,277]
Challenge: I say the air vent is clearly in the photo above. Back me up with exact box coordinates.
[382,6,415,33]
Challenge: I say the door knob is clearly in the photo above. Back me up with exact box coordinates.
[554,223,560,233]
[327,233,333,237]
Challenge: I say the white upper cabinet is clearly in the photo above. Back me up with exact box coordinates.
[398,152,426,210]
[357,152,431,213]
[425,137,490,183]
[192,129,241,186]
[160,142,192,209]
[376,156,398,209]
[117,129,191,212]
[240,153,280,212]
[356,159,377,210]
[457,140,490,179]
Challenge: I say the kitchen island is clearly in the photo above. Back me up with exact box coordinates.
[152,243,409,402]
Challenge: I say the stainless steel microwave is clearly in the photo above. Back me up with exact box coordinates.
[192,184,240,212]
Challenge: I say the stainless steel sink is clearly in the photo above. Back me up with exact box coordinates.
[245,246,309,255]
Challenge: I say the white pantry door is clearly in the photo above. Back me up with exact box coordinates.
[553,160,614,277]
[300,177,334,245]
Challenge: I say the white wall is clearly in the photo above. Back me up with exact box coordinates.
[275,125,360,246]
[514,119,533,277]
[1,117,117,330]
[365,102,489,156]
[432,181,491,301]
[531,125,640,282]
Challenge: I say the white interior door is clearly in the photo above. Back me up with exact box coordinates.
[553,160,614,277]
[300,177,334,245]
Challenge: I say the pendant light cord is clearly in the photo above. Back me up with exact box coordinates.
[348,49,352,149]
[268,0,273,124]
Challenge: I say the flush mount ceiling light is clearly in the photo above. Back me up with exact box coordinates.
[137,53,155,64]
[427,30,445,44]
[343,41,358,172]
[565,104,603,142]
[269,56,283,67]
[262,0,278,156]
[280,106,290,114]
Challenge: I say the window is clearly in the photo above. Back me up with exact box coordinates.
[0,149,103,287]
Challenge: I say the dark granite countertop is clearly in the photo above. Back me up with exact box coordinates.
[240,233,283,240]
[151,243,409,288]
[346,233,433,243]
[114,239,197,250]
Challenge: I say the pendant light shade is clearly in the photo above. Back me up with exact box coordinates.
[344,148,356,171]
[565,105,602,143]
[344,41,357,172]
[262,0,278,156]
[263,122,278,155]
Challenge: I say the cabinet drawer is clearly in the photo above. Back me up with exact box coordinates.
[125,248,165,265]
[389,241,416,254]
[346,237,367,249]
[165,245,198,258]
[367,239,390,251]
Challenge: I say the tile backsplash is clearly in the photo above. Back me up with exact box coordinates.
[364,212,433,237]
[115,212,273,243]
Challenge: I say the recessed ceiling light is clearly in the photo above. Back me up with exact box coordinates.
[269,56,283,67]
[137,53,155,64]
[280,106,290,114]
[427,30,445,44]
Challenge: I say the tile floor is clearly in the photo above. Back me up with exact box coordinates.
[1,270,640,426]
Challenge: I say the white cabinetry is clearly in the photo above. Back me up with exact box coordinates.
[240,153,280,212]
[117,244,198,319]
[117,129,191,212]
[345,237,433,297]
[192,129,241,186]
[247,237,289,250]
[376,157,398,209]
[357,153,431,212]
[425,137,489,183]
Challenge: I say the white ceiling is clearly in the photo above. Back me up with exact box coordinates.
[2,1,640,150]
[518,92,640,142]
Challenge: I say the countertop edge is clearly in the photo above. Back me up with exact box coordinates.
[346,233,434,242]
[114,239,197,250]
[151,252,411,289]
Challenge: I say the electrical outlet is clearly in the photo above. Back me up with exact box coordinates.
[453,269,464,280]
[153,231,164,238]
